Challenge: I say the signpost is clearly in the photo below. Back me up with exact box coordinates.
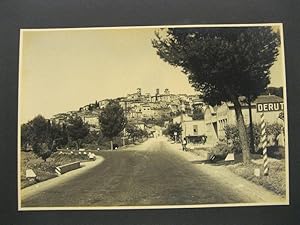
[257,101,284,176]
[174,132,177,143]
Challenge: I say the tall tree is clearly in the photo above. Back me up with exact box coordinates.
[66,115,89,150]
[98,100,127,150]
[152,27,280,163]
[21,115,56,160]
[30,115,50,143]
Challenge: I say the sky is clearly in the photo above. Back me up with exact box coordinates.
[19,25,285,124]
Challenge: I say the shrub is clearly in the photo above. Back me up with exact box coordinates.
[224,122,284,157]
[266,123,283,140]
[208,143,232,162]
[224,124,260,153]
[32,142,52,161]
[267,146,285,159]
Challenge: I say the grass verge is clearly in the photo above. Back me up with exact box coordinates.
[21,151,89,189]
[226,157,286,196]
[189,145,286,197]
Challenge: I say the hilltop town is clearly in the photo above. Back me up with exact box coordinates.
[51,88,204,129]
[50,87,284,146]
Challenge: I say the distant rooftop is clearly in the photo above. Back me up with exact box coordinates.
[254,95,283,103]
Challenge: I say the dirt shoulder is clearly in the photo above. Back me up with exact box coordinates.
[165,139,287,204]
[180,142,286,197]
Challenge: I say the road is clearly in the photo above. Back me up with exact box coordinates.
[21,137,281,207]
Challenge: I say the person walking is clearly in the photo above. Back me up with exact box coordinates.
[182,137,187,151]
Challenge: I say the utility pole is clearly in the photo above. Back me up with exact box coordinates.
[180,100,185,140]
[122,101,127,146]
[248,98,255,153]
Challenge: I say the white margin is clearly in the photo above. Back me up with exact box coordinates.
[18,29,24,211]
[280,23,290,205]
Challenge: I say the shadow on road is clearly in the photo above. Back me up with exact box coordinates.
[190,159,237,166]
[190,159,211,164]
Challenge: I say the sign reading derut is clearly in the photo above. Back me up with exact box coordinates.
[256,102,284,112]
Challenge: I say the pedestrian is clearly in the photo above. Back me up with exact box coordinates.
[182,137,187,151]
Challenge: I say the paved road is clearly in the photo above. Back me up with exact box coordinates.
[21,137,260,207]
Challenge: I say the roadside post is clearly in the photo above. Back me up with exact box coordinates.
[260,112,269,175]
[122,127,126,146]
[256,101,284,176]
[174,132,177,143]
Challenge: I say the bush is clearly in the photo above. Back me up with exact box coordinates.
[224,123,284,156]
[267,146,285,159]
[208,143,232,162]
[266,123,283,140]
[32,142,52,161]
[224,124,260,153]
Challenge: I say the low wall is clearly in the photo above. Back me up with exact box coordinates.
[55,161,80,175]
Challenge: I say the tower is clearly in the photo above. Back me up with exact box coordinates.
[156,88,160,95]
[164,88,170,95]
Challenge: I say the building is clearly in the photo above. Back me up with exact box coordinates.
[51,113,71,125]
[204,95,284,143]
[99,99,110,109]
[141,104,154,118]
[172,114,193,124]
[81,114,99,127]
[127,88,143,101]
[182,120,206,143]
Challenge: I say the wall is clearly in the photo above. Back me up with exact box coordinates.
[182,120,206,137]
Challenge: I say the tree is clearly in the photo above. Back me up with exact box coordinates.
[98,100,127,150]
[30,115,50,144]
[21,115,49,154]
[21,115,59,160]
[165,122,182,141]
[192,107,204,120]
[152,27,280,163]
[21,123,34,149]
[66,115,89,150]
[125,123,146,143]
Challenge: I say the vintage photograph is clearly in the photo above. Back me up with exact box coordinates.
[18,24,289,210]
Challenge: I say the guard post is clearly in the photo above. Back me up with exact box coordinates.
[256,101,284,176]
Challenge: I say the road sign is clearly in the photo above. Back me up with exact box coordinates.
[256,102,284,112]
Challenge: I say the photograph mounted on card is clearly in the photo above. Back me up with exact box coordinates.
[18,23,289,211]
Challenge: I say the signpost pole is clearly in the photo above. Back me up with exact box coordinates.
[260,112,269,176]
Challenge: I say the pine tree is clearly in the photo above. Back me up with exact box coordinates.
[152,27,280,163]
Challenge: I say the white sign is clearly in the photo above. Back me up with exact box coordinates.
[26,169,36,179]
[225,153,234,161]
[256,102,284,112]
